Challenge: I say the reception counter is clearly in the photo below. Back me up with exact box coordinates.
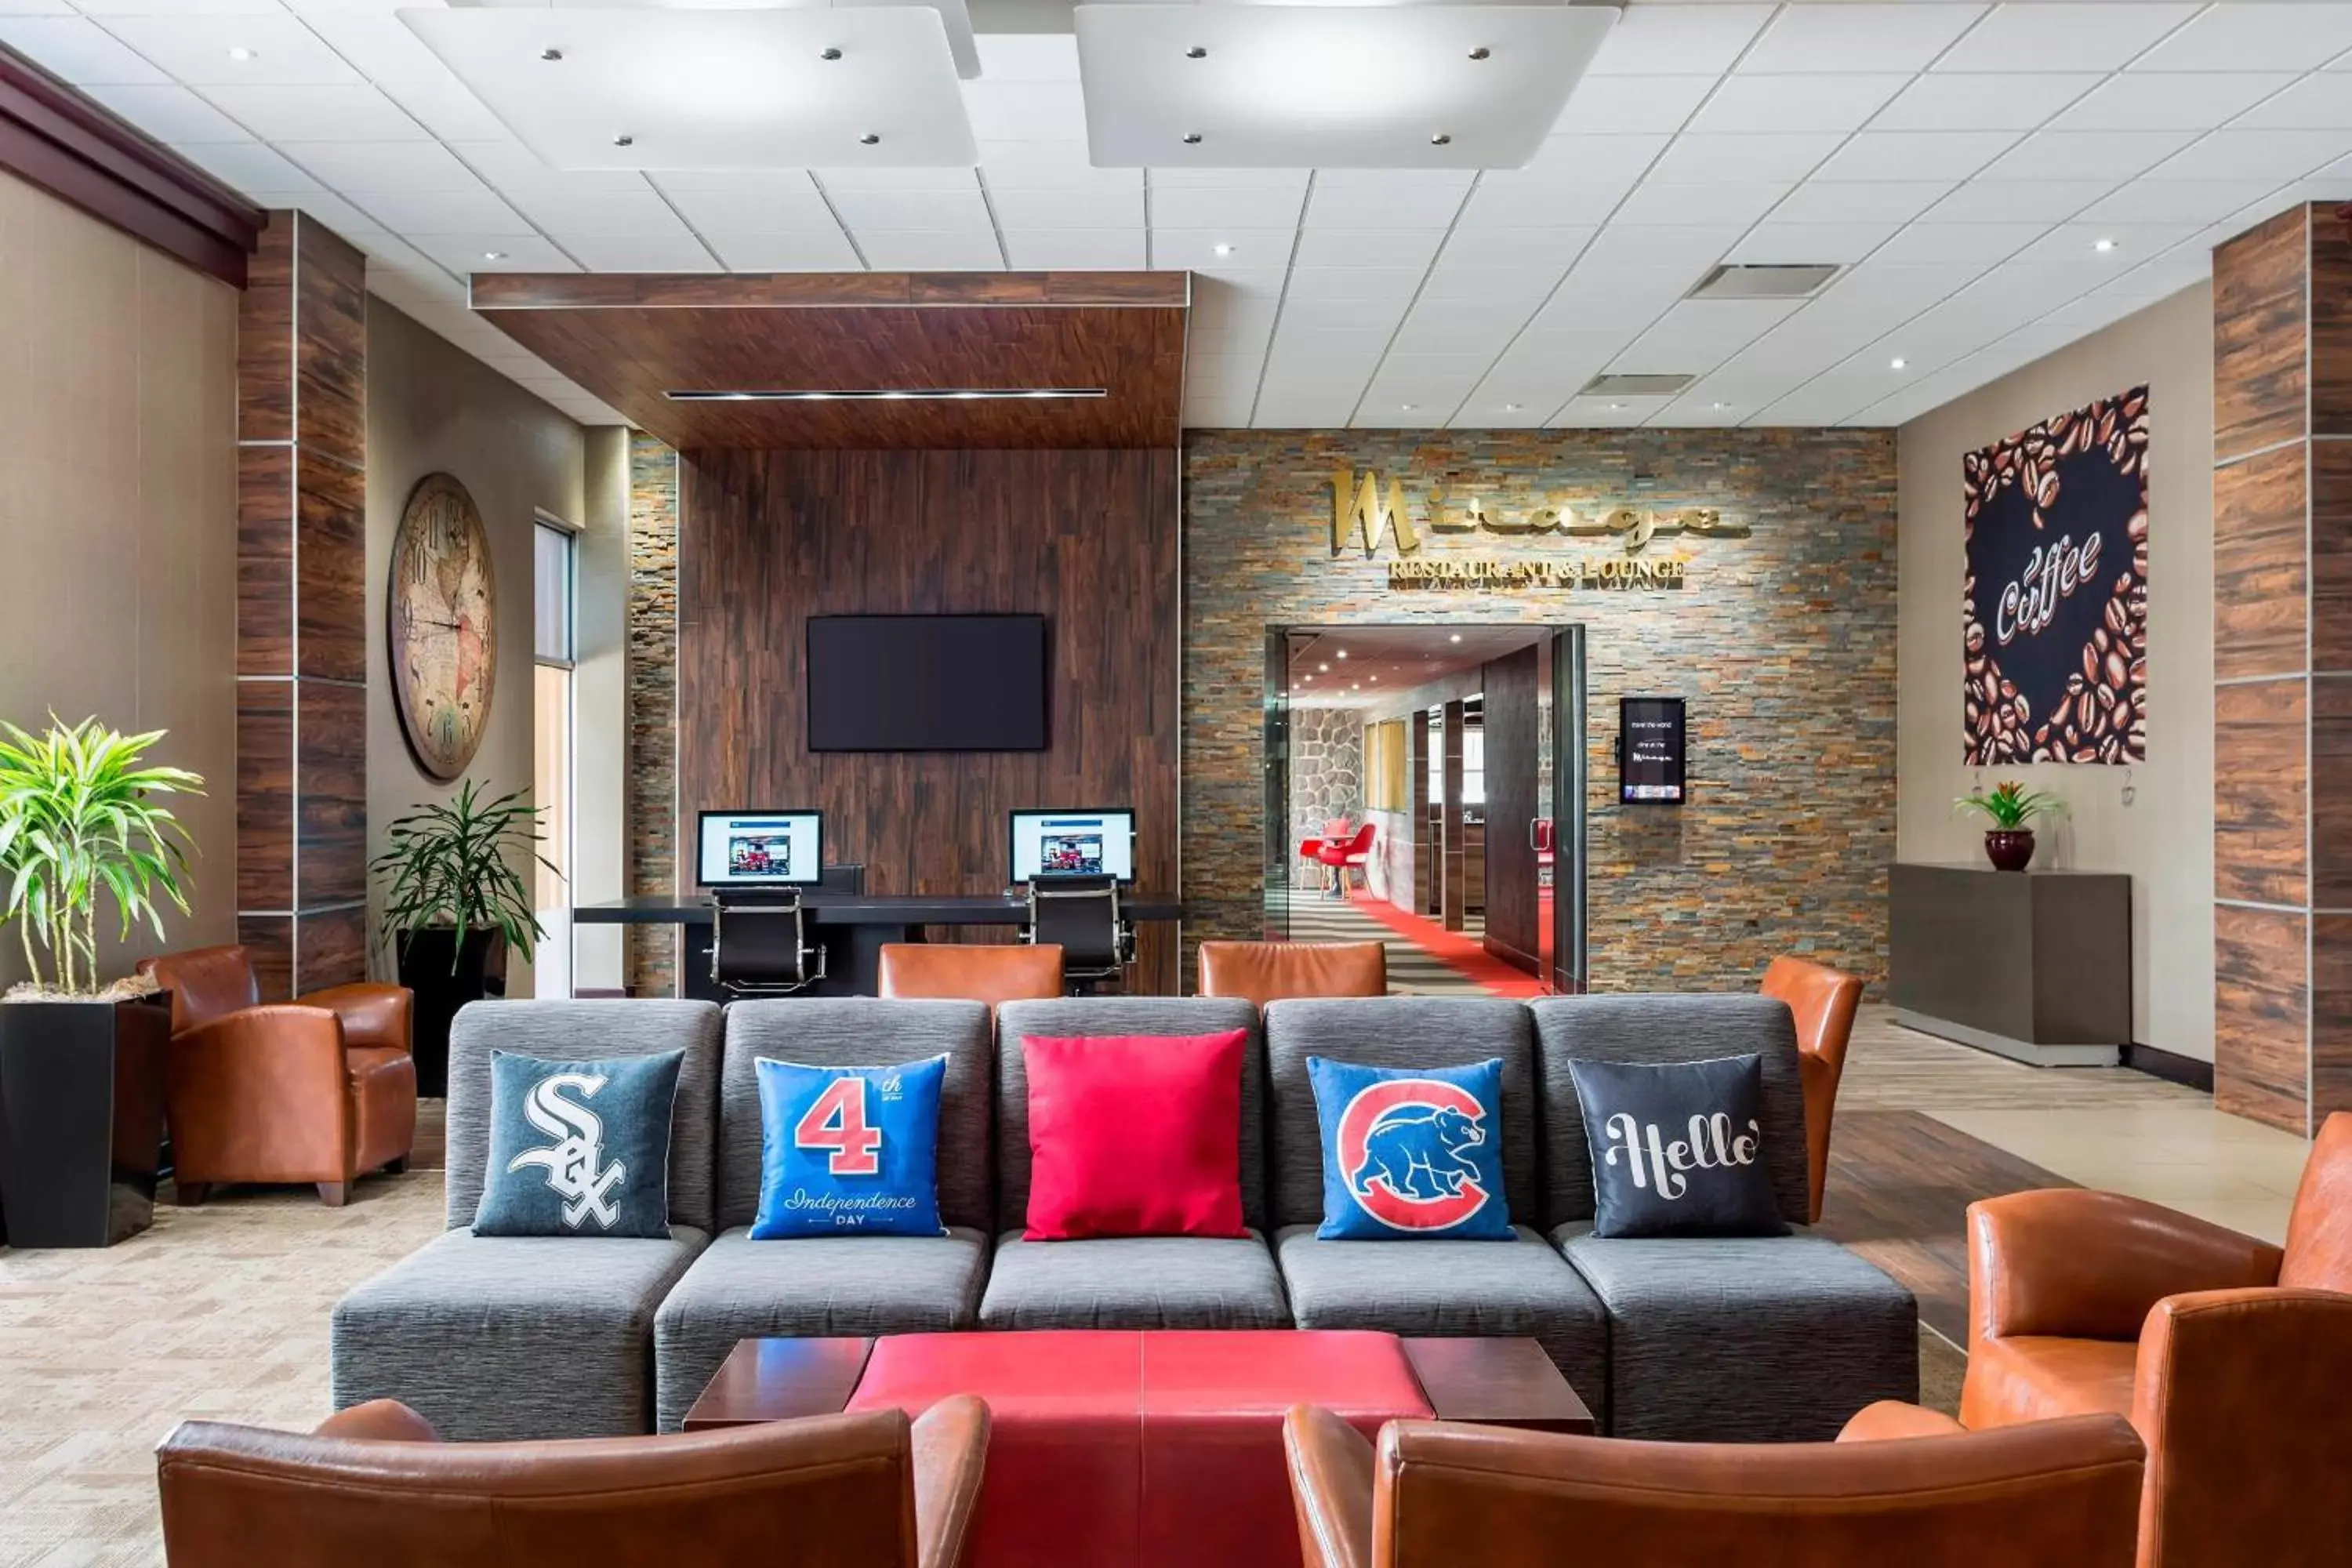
[575,891,1183,1000]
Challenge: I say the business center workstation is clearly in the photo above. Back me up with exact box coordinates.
[576,613,1180,999]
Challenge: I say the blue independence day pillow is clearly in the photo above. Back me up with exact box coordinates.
[1307,1056,1513,1241]
[750,1055,949,1240]
[474,1048,684,1240]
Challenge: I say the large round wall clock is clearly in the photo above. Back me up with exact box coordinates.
[388,472,497,782]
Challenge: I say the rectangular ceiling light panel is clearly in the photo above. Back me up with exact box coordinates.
[441,0,982,82]
[1074,3,1621,169]
[400,7,978,170]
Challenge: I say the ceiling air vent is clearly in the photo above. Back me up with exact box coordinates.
[1687,263,1841,300]
[1580,373,1695,398]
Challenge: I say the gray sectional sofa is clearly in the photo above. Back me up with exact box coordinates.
[332,992,1917,1443]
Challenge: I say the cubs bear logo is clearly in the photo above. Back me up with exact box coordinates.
[1335,1078,1491,1232]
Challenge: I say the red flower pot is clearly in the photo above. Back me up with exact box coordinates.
[1984,829,2036,872]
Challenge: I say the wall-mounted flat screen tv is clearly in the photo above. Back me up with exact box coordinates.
[806,614,1049,752]
[1619,696,1687,804]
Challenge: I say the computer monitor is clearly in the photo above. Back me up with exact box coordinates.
[696,810,824,888]
[1010,808,1135,884]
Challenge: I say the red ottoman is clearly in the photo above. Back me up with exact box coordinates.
[845,1330,1432,1568]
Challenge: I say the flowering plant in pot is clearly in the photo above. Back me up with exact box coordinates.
[1955,781,2063,872]
[0,717,201,1246]
[370,780,553,1096]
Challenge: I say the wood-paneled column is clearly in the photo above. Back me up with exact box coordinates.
[2212,202,2352,1134]
[235,212,367,1000]
[1441,699,1467,931]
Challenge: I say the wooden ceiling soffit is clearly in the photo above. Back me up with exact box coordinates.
[471,271,1192,450]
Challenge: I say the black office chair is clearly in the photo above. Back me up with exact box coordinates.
[710,887,826,996]
[1022,875,1133,993]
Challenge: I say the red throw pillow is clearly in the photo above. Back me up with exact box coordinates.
[1021,1031,1249,1241]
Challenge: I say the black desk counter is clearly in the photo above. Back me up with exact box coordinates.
[574,892,1183,998]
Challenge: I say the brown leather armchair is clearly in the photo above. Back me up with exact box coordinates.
[1197,941,1386,1006]
[1282,1403,2143,1568]
[136,944,416,1208]
[157,1395,991,1568]
[877,943,1064,1004]
[1759,954,1863,1222]
[1951,1111,2352,1567]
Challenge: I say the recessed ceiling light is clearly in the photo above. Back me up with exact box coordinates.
[1185,45,1207,59]
[1212,242,1232,257]
[1468,46,1491,61]
[1504,402,1523,412]
[1607,401,1625,411]
[1318,662,1329,672]
[820,46,843,61]
[612,133,634,147]
[1400,403,1417,412]
[859,132,881,146]
[227,46,256,62]
[1352,684,1362,692]
[1449,633,1463,643]
[1335,650,1348,659]
[1711,401,1730,411]
[1369,675,1379,682]
[2093,237,2117,252]
[539,47,562,62]
[1181,132,1203,145]
[1429,133,1452,147]
[1889,357,1907,369]
[482,250,506,261]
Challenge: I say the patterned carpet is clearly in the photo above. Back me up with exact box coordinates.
[1280,890,1500,994]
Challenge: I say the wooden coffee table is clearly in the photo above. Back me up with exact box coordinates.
[683,1330,1593,1434]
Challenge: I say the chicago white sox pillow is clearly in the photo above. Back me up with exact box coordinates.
[473,1048,684,1240]
[1567,1054,1788,1240]
[750,1055,949,1240]
[1307,1056,1514,1241]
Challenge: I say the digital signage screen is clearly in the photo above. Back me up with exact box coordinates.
[1619,697,1686,805]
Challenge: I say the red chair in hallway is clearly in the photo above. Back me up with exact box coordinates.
[1316,823,1377,897]
[1297,835,1326,891]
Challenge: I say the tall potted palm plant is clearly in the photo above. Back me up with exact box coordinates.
[0,717,200,1247]
[371,780,552,1095]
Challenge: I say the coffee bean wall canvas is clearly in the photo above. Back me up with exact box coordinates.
[1962,385,2149,765]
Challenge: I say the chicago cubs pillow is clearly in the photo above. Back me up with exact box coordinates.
[750,1055,949,1240]
[1307,1056,1512,1241]
[474,1049,684,1240]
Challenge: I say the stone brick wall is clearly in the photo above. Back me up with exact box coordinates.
[1183,428,1899,993]
[625,432,678,997]
[1290,708,1364,842]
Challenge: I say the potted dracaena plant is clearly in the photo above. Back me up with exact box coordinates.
[1955,780,2063,872]
[0,717,201,1247]
[370,780,554,1095]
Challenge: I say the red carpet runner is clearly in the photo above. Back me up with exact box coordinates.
[1344,891,1548,998]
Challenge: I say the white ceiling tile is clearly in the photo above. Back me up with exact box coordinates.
[1453,181,1628,227]
[1649,133,1844,183]
[2056,72,2301,131]
[1869,72,2104,132]
[0,0,71,13]
[1552,74,1715,136]
[1303,180,1466,228]
[851,229,1004,270]
[1001,229,1145,269]
[1530,265,1691,327]
[2010,221,2201,268]
[0,16,165,83]
[960,81,1086,142]
[1417,263,1565,303]
[1151,229,1294,269]
[652,175,835,234]
[1577,222,1741,269]
[177,140,323,195]
[505,187,681,236]
[701,230,862,271]
[1613,180,1789,227]
[972,33,1080,82]
[1771,180,1952,224]
[1615,298,1802,372]
[2079,179,2289,225]
[981,141,1139,191]
[1689,74,1911,135]
[2151,129,2352,181]
[378,76,511,142]
[2232,74,2352,131]
[1254,395,1363,429]
[1931,5,2203,74]
[806,166,978,194]
[826,187,991,230]
[1145,167,1308,189]
[452,139,647,194]
[987,185,1145,229]
[1554,394,1665,426]
[264,189,379,238]
[350,188,531,234]
[2130,4,2352,73]
[100,14,364,86]
[1148,184,1307,230]
[1511,132,1671,183]
[1438,225,1596,268]
[1920,178,2116,221]
[85,83,252,147]
[1727,221,1900,263]
[1281,263,1429,298]
[1740,3,1985,74]
[1864,220,2046,266]
[1814,130,2020,182]
[194,83,430,142]
[408,233,575,274]
[559,233,724,272]
[1586,5,1775,77]
[298,13,457,86]
[280,140,487,191]
[1978,128,2201,181]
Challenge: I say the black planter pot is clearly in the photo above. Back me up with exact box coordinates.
[397,928,507,1097]
[0,993,170,1247]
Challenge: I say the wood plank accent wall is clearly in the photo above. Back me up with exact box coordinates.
[676,448,1181,993]
[2212,202,2352,1134]
[235,212,368,998]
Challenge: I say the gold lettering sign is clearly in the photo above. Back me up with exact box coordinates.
[1330,469,1748,559]
[1330,469,1417,557]
[1385,557,1689,592]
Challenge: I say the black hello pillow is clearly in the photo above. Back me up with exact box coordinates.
[1568,1054,1789,1240]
